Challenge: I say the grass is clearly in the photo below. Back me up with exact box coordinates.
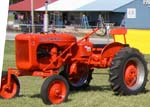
[1,40,150,107]
[8,15,14,22]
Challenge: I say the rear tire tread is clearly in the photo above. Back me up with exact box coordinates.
[109,47,148,95]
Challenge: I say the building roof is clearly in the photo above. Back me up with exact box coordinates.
[77,0,135,11]
[9,0,57,11]
[36,0,135,11]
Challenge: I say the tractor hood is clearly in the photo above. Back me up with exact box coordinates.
[15,33,77,47]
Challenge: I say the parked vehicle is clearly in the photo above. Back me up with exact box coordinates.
[0,27,148,105]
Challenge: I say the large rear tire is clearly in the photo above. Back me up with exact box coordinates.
[41,75,69,105]
[0,72,20,99]
[109,47,148,95]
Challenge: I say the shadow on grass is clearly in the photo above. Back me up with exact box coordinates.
[86,85,111,91]
[31,94,41,98]
[70,85,111,95]
[15,94,41,99]
[144,89,150,93]
[16,94,39,98]
[70,85,150,96]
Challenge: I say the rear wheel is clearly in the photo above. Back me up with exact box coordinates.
[0,72,20,99]
[64,62,92,90]
[109,47,148,95]
[41,75,69,105]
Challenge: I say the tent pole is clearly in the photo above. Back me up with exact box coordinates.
[31,0,35,33]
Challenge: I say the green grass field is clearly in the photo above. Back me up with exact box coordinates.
[1,40,150,107]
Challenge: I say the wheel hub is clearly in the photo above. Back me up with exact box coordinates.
[125,63,137,87]
[48,80,66,104]
[54,87,62,98]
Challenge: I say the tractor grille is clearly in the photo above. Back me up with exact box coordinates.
[16,40,29,69]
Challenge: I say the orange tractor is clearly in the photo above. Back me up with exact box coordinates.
[0,27,148,104]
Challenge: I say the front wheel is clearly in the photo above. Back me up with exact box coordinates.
[109,47,148,95]
[40,75,69,105]
[0,72,20,99]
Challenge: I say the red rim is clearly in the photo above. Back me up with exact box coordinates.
[48,80,67,104]
[124,61,138,87]
[0,76,18,99]
[69,63,88,86]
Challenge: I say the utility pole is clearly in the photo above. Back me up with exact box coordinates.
[31,0,35,33]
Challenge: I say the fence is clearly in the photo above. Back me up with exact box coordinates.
[7,23,115,37]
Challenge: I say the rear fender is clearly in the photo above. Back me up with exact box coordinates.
[100,42,128,67]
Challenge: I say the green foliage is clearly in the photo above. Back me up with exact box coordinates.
[1,40,150,107]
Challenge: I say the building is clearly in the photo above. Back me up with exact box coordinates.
[115,0,150,29]
[9,0,150,29]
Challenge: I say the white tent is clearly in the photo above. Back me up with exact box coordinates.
[36,0,96,11]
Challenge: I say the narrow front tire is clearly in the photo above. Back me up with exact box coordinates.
[41,75,69,105]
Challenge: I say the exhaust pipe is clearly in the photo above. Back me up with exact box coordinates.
[43,0,49,33]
